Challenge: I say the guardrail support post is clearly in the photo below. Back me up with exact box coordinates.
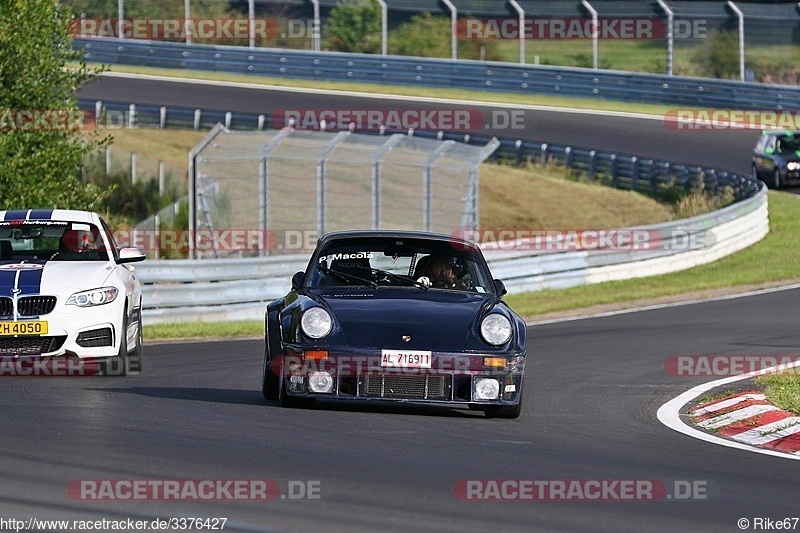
[441,0,458,60]
[160,106,167,129]
[656,0,674,76]
[128,103,136,128]
[376,0,388,56]
[184,0,192,45]
[581,0,598,70]
[194,109,201,131]
[131,152,137,184]
[610,153,617,186]
[589,150,596,179]
[249,0,256,49]
[631,156,638,190]
[117,0,124,40]
[509,0,525,64]
[565,146,572,168]
[310,0,321,52]
[728,1,745,81]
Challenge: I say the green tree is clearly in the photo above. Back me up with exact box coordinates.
[324,0,381,53]
[0,0,110,209]
[389,12,502,61]
[693,30,741,79]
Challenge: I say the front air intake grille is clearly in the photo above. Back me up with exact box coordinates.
[360,374,450,400]
[0,298,12,317]
[18,296,57,316]
[0,336,66,356]
[76,328,113,348]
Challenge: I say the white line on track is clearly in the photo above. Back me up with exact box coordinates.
[99,71,666,121]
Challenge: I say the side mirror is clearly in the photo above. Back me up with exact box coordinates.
[116,246,146,264]
[291,271,305,290]
[493,279,507,298]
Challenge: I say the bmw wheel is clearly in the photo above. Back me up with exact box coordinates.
[773,168,782,189]
[127,307,143,374]
[103,314,131,377]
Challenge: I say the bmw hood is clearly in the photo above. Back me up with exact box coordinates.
[0,261,113,297]
[312,289,499,351]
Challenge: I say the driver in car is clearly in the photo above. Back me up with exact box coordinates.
[416,255,469,289]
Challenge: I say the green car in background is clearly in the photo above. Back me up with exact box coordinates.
[752,130,800,189]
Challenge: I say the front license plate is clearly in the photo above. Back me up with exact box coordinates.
[0,321,48,336]
[381,349,432,369]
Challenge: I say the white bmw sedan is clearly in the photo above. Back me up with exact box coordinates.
[0,209,145,376]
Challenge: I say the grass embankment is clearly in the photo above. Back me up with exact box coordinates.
[755,373,800,415]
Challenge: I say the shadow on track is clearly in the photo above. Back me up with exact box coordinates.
[88,387,264,405]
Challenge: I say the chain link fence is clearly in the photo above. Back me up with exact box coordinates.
[190,126,498,259]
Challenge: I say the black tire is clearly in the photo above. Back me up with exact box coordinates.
[484,383,524,419]
[103,314,131,377]
[773,168,782,189]
[127,308,143,374]
[277,359,316,409]
[484,401,522,419]
[752,164,759,182]
[261,354,278,401]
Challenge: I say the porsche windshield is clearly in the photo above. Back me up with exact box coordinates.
[0,221,109,261]
[306,236,493,293]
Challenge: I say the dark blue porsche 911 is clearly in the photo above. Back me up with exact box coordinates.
[261,231,526,418]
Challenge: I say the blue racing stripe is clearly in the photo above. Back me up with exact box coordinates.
[0,269,17,297]
[17,267,44,295]
[4,210,27,221]
[28,209,53,220]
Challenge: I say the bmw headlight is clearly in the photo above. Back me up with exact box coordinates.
[788,162,800,171]
[480,314,512,345]
[301,307,332,339]
[66,287,119,307]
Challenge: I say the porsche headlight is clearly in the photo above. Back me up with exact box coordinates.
[480,314,512,345]
[301,307,332,339]
[66,287,119,307]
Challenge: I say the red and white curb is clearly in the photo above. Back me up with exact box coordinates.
[657,360,800,461]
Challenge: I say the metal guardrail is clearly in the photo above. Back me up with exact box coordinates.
[98,99,768,324]
[138,187,767,324]
[74,38,800,110]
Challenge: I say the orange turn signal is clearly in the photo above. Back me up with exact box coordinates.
[483,357,507,368]
[304,350,329,360]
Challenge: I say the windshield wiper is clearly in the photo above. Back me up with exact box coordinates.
[317,264,378,288]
